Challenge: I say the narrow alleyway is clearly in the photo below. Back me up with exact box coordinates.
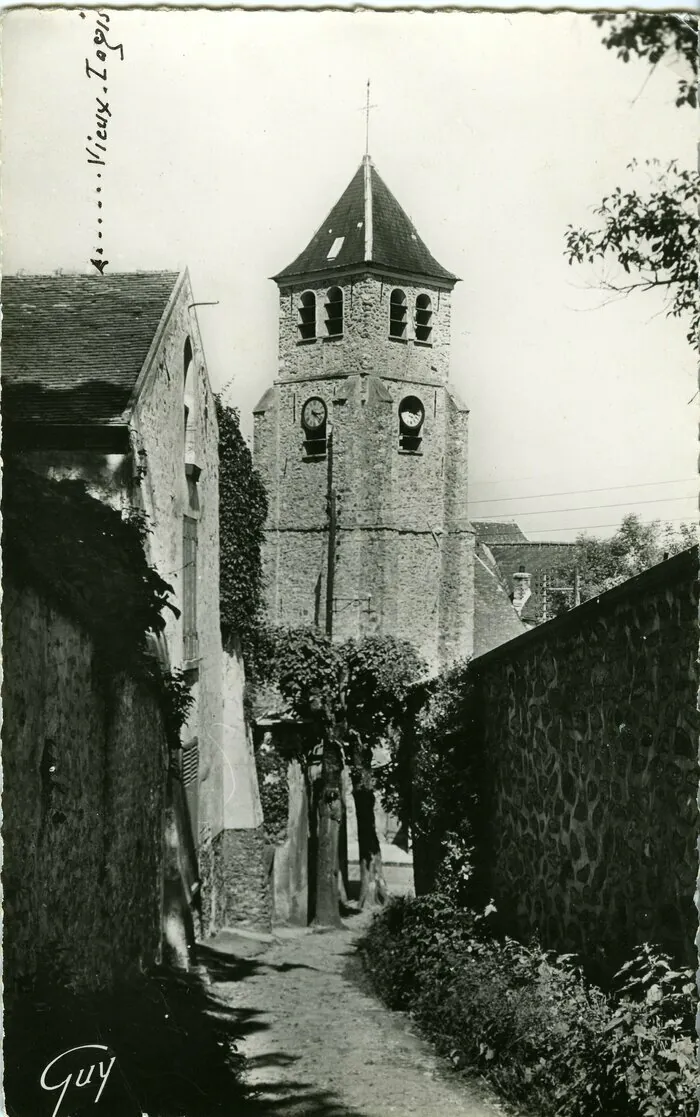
[202,914,515,1117]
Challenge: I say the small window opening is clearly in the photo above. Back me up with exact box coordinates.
[324,286,343,338]
[183,338,199,472]
[183,515,199,662]
[327,236,345,260]
[415,294,433,344]
[398,395,425,452]
[297,291,317,342]
[389,289,408,339]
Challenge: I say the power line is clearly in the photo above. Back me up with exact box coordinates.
[509,515,697,537]
[476,493,697,520]
[469,476,698,506]
[470,471,698,490]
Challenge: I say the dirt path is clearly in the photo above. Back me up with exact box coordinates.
[210,915,514,1117]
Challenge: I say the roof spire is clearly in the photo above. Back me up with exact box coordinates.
[364,79,376,159]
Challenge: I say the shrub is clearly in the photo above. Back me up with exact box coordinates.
[358,896,699,1117]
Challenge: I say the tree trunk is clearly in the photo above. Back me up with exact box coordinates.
[349,737,388,910]
[312,730,344,928]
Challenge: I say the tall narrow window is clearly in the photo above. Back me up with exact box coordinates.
[414,294,433,344]
[183,516,198,662]
[297,291,316,342]
[183,338,193,448]
[324,286,343,338]
[389,289,408,339]
[180,738,200,841]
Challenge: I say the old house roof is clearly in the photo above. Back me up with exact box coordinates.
[473,541,526,655]
[472,520,530,545]
[2,271,182,432]
[273,157,457,286]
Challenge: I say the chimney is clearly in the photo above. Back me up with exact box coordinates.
[511,566,532,616]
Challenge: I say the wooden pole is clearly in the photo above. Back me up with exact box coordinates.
[326,430,335,637]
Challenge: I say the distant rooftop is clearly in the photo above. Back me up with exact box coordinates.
[472,521,530,545]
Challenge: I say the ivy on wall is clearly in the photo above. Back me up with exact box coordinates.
[3,461,193,745]
[217,398,268,659]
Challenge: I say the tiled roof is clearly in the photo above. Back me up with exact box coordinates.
[473,542,526,656]
[274,157,457,285]
[472,520,529,544]
[2,271,181,426]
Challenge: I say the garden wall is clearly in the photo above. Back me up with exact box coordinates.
[2,581,169,1002]
[471,547,699,969]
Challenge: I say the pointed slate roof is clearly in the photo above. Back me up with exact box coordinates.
[2,271,181,429]
[273,157,457,286]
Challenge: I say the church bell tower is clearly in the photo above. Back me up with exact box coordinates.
[253,155,474,672]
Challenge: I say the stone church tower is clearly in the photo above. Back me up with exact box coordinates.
[253,156,475,672]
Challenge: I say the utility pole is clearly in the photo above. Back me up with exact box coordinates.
[326,428,336,638]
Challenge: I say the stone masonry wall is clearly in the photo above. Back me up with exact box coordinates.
[472,548,699,969]
[254,271,473,672]
[2,582,168,1001]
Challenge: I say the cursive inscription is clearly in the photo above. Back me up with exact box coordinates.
[40,1044,116,1117]
[81,10,124,274]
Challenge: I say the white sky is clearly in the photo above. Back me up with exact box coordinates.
[2,8,697,539]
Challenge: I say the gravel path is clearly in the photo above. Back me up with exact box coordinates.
[210,915,515,1117]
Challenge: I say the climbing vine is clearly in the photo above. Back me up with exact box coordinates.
[217,397,268,660]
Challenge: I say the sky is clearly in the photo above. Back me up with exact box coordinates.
[2,8,697,539]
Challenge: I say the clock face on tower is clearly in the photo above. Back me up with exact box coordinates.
[302,396,327,431]
[399,397,425,431]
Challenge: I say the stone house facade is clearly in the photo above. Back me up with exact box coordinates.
[254,156,480,673]
[2,270,238,938]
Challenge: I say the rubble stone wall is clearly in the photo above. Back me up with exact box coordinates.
[2,583,168,1000]
[473,548,699,968]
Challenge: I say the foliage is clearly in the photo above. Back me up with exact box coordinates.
[2,461,177,676]
[252,625,344,728]
[592,13,697,109]
[574,513,696,601]
[374,658,488,904]
[605,945,698,1117]
[565,160,699,349]
[254,735,290,844]
[158,667,196,748]
[217,397,268,658]
[344,634,426,740]
[566,16,699,348]
[359,895,699,1117]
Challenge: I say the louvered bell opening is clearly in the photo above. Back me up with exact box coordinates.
[298,292,317,341]
[324,286,343,337]
[415,295,433,344]
[389,289,407,339]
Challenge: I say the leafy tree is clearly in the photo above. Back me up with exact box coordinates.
[344,636,426,908]
[217,397,268,658]
[565,15,699,349]
[252,627,425,923]
[575,513,696,601]
[593,13,697,109]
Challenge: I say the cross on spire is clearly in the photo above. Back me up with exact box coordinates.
[363,79,377,157]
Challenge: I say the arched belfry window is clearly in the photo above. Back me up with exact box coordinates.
[297,291,317,342]
[389,289,408,340]
[398,395,425,453]
[324,286,343,338]
[414,294,433,344]
[183,337,199,472]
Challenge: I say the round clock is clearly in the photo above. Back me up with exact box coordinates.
[399,397,425,431]
[302,396,327,431]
